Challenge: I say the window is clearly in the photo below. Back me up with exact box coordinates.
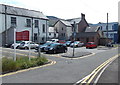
[62,27,63,30]
[11,17,16,26]
[26,19,31,27]
[34,20,39,28]
[34,33,37,42]
[42,24,45,33]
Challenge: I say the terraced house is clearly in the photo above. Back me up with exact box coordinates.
[0,4,49,46]
[54,13,89,40]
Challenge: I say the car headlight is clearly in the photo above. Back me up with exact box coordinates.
[49,48,54,50]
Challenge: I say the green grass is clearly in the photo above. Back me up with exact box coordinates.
[2,56,48,74]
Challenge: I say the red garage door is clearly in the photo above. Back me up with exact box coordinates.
[16,31,29,41]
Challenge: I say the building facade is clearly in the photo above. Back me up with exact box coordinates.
[90,22,118,43]
[0,4,49,45]
[54,13,89,40]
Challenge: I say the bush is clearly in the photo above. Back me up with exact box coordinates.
[2,56,48,74]
[2,57,16,73]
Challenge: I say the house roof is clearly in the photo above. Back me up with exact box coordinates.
[67,18,81,24]
[60,20,72,27]
[85,26,100,32]
[0,4,48,20]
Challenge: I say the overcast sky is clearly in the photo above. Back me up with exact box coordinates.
[0,0,119,24]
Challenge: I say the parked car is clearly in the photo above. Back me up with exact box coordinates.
[19,41,39,49]
[44,43,67,54]
[70,41,84,47]
[106,42,114,47]
[35,42,52,52]
[4,44,12,48]
[86,42,97,49]
[46,39,59,43]
[11,41,23,49]
[64,41,73,46]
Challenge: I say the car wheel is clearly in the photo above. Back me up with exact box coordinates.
[11,46,14,49]
[64,49,67,53]
[53,50,56,54]
[25,47,28,50]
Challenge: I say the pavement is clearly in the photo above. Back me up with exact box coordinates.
[61,52,92,58]
[97,56,119,84]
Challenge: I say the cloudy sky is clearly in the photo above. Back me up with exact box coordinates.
[0,0,119,24]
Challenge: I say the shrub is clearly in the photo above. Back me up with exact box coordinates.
[2,57,16,73]
[2,56,48,74]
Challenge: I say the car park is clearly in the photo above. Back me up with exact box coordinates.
[35,42,52,52]
[19,41,39,49]
[70,41,84,47]
[86,42,97,49]
[11,41,23,49]
[44,43,67,54]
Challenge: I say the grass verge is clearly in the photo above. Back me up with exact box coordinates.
[2,56,48,74]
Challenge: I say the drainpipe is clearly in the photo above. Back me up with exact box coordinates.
[31,17,33,42]
[46,20,48,42]
[5,5,7,45]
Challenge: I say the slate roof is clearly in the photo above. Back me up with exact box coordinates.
[0,4,48,20]
[85,26,100,32]
[60,20,72,27]
[67,18,81,24]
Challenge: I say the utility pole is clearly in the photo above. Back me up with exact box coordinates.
[107,13,108,38]
[72,21,76,57]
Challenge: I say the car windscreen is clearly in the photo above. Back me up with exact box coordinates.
[20,42,25,45]
[74,42,79,44]
[44,43,51,46]
[50,43,59,47]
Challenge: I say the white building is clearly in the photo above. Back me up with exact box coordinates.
[48,27,58,40]
[0,4,49,45]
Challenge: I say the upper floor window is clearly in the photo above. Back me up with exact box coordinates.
[34,20,39,28]
[42,24,45,33]
[26,19,31,27]
[11,17,16,26]
[62,27,64,30]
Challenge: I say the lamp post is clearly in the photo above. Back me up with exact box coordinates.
[72,21,76,57]
[38,25,41,57]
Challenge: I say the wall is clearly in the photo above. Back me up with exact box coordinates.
[1,13,48,45]
[54,21,66,40]
[78,19,88,32]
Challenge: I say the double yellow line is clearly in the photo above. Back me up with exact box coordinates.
[79,54,119,85]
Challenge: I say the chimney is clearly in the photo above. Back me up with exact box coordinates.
[81,13,85,19]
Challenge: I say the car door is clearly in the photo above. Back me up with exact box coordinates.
[56,45,61,53]
[59,45,64,52]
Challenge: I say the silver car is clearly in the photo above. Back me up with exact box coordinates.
[19,41,39,49]
[70,41,84,47]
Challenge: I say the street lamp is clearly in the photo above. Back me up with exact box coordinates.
[72,21,76,57]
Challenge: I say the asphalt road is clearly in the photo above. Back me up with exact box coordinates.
[1,47,118,84]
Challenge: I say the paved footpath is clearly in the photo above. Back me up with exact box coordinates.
[97,56,119,84]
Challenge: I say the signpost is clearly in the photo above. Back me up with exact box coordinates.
[14,27,16,61]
